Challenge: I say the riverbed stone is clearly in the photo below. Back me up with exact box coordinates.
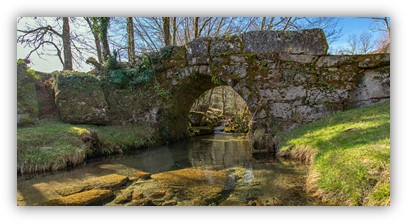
[152,168,228,205]
[43,189,114,206]
[135,171,152,179]
[85,174,129,189]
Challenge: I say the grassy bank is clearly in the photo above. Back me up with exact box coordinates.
[17,121,155,174]
[277,101,390,206]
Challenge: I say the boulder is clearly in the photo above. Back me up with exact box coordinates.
[54,73,109,124]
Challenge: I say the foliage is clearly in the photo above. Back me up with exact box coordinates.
[104,53,162,88]
[153,83,171,99]
[211,75,222,85]
[160,45,175,60]
[278,100,390,205]
[224,106,251,133]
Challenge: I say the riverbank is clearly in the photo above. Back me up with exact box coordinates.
[17,120,156,174]
[277,100,390,206]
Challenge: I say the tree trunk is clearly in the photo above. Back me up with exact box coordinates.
[99,17,111,62]
[126,17,136,64]
[204,89,214,113]
[62,17,73,70]
[172,17,177,45]
[222,87,226,115]
[194,17,199,39]
[260,17,266,31]
[163,17,171,46]
[85,17,103,64]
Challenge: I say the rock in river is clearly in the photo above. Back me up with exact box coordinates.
[135,171,152,179]
[152,168,228,205]
[43,189,114,206]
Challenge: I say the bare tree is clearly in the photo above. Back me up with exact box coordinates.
[17,17,75,70]
[359,32,374,54]
[347,33,358,55]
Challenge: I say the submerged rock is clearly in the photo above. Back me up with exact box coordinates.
[43,189,114,206]
[152,168,228,205]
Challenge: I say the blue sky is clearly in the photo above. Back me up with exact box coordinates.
[17,17,389,72]
[332,17,389,48]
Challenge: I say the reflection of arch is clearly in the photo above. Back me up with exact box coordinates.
[187,135,253,169]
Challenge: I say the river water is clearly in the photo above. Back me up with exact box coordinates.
[17,134,316,206]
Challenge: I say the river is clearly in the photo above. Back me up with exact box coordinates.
[17,134,316,206]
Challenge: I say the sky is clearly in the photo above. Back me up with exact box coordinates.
[16,17,388,73]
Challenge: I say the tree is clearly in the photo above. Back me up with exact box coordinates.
[17,17,74,70]
[347,33,359,55]
[126,17,136,64]
[194,17,199,39]
[98,17,111,62]
[163,17,171,46]
[84,17,103,64]
[172,17,177,45]
[62,17,73,70]
[359,32,375,54]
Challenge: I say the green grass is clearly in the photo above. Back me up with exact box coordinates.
[277,100,390,206]
[17,121,155,174]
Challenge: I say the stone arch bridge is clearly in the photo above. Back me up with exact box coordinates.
[21,29,390,153]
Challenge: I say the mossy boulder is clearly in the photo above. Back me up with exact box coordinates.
[55,72,109,124]
[17,59,39,126]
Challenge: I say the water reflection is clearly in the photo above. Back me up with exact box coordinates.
[188,134,253,169]
[17,134,314,206]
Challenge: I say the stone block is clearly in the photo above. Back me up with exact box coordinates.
[242,29,328,55]
[186,37,211,65]
[210,35,242,57]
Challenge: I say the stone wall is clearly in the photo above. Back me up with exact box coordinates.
[26,29,390,153]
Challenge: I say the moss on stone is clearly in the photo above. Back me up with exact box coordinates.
[43,189,114,206]
[152,168,228,204]
[17,60,40,126]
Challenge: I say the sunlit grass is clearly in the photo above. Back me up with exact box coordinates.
[17,121,155,174]
[278,100,390,206]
